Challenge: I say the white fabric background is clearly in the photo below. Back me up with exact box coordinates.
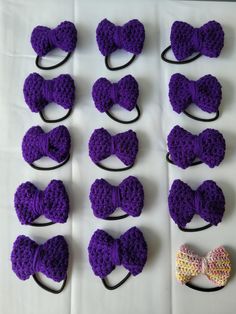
[0,0,235,313]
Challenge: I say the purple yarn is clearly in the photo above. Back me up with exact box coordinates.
[22,125,71,164]
[96,19,145,56]
[92,75,139,113]
[170,20,224,61]
[89,128,138,166]
[167,125,225,169]
[89,176,144,219]
[31,21,77,57]
[169,73,222,114]
[14,180,69,225]
[88,227,147,278]
[23,73,75,113]
[11,235,69,282]
[168,179,225,227]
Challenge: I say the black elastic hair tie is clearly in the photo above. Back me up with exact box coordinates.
[30,221,56,227]
[179,223,212,232]
[106,105,140,124]
[39,108,73,123]
[183,109,219,122]
[33,274,67,294]
[161,45,201,64]
[36,52,72,70]
[105,54,136,71]
[166,152,202,167]
[185,282,224,292]
[105,214,129,221]
[30,154,70,171]
[102,272,131,290]
[95,162,134,172]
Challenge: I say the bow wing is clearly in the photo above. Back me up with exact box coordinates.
[169,73,191,113]
[96,19,117,56]
[52,74,75,109]
[118,75,139,111]
[88,128,112,163]
[31,25,52,56]
[52,21,77,53]
[122,19,145,55]
[22,126,45,164]
[114,130,138,166]
[92,78,113,112]
[47,125,71,162]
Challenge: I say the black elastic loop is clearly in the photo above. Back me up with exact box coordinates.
[29,221,56,227]
[166,152,203,167]
[106,105,140,124]
[30,154,70,171]
[102,272,131,290]
[35,52,72,70]
[33,274,67,294]
[185,282,224,292]
[183,110,219,122]
[39,108,73,123]
[105,213,129,221]
[105,54,136,71]
[179,223,212,232]
[161,45,202,64]
[95,162,134,172]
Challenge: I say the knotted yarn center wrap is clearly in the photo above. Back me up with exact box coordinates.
[33,245,43,274]
[33,190,44,217]
[47,29,57,49]
[38,132,50,157]
[201,257,209,275]
[112,239,122,266]
[194,189,203,215]
[114,26,123,49]
[192,28,203,52]
[193,135,203,157]
[42,79,54,103]
[188,80,198,104]
[112,186,122,208]
[110,136,116,155]
[110,83,119,104]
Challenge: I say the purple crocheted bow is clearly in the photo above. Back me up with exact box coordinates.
[31,21,77,56]
[168,180,225,228]
[96,19,145,56]
[14,180,69,225]
[167,125,225,169]
[23,73,75,113]
[22,125,71,164]
[11,235,69,282]
[92,75,139,112]
[171,20,224,61]
[89,128,138,166]
[89,176,144,219]
[169,73,222,114]
[88,227,147,278]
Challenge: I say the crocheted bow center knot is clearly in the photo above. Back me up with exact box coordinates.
[42,79,54,103]
[110,136,116,155]
[194,189,203,214]
[112,239,122,265]
[38,133,50,156]
[33,190,44,217]
[110,83,119,104]
[188,80,198,104]
[112,186,122,208]
[47,29,57,48]
[192,28,203,52]
[114,26,123,49]
[201,257,209,275]
[193,135,203,157]
[33,245,44,273]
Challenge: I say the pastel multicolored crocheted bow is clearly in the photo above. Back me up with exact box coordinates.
[89,176,144,220]
[89,128,138,172]
[92,75,140,124]
[31,21,77,70]
[14,180,69,226]
[11,235,69,294]
[176,245,231,292]
[23,73,75,123]
[22,125,71,171]
[166,125,225,169]
[169,73,222,122]
[168,180,225,232]
[96,19,145,70]
[161,20,224,64]
[88,227,147,290]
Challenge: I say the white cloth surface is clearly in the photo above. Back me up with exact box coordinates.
[0,0,236,313]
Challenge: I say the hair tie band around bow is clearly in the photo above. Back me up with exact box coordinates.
[89,128,138,172]
[92,75,140,124]
[14,180,69,227]
[90,176,144,220]
[161,20,224,64]
[22,125,71,171]
[23,73,75,123]
[166,125,226,169]
[96,19,145,71]
[176,245,231,292]
[168,180,225,232]
[169,73,222,122]
[31,21,77,70]
[88,227,147,290]
[11,235,69,294]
